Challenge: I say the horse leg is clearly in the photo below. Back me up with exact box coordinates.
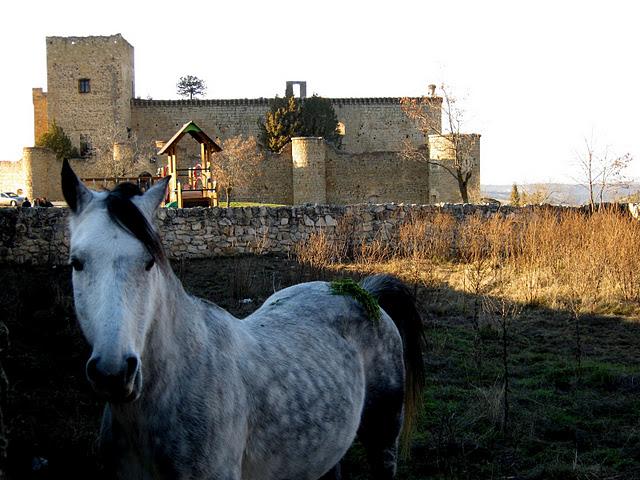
[318,462,342,480]
[358,388,404,480]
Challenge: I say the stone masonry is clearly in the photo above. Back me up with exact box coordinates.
[1,203,567,266]
[2,34,481,206]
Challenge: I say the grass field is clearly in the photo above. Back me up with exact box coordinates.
[2,208,640,478]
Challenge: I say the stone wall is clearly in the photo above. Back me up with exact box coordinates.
[428,134,481,203]
[25,33,479,207]
[0,203,544,266]
[224,144,294,205]
[332,98,441,154]
[326,148,430,204]
[46,34,134,150]
[9,149,114,202]
[292,137,326,205]
[130,97,434,157]
[0,160,26,197]
[32,88,48,143]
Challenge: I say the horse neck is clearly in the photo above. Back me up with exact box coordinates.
[139,262,235,391]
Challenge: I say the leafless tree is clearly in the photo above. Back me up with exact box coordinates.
[91,122,155,178]
[521,184,555,205]
[211,136,264,207]
[401,84,478,203]
[576,136,632,211]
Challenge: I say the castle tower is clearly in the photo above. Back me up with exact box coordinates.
[44,34,134,154]
[428,133,481,203]
[292,137,326,204]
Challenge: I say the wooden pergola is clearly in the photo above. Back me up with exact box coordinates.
[158,121,222,208]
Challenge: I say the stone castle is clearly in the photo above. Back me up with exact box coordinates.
[1,33,481,205]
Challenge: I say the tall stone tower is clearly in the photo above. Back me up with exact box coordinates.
[44,34,134,154]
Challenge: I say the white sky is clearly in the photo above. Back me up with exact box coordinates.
[1,0,638,185]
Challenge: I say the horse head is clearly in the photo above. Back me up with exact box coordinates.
[62,159,170,403]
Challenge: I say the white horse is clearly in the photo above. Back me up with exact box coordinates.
[61,159,425,480]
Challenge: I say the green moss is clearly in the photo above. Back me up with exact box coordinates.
[330,278,381,322]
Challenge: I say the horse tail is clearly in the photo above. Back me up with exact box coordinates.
[360,274,426,454]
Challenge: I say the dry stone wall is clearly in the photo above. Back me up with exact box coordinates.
[1,203,555,266]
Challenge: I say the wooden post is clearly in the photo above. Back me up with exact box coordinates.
[168,148,178,204]
[177,181,183,209]
[211,179,218,207]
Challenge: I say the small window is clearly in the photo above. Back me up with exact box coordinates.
[78,78,91,94]
[80,134,92,157]
[336,121,346,136]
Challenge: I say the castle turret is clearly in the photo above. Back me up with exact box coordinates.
[292,137,326,204]
[45,34,134,155]
[427,133,481,203]
[32,88,48,143]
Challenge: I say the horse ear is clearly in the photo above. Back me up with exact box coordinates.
[61,158,92,214]
[134,176,170,218]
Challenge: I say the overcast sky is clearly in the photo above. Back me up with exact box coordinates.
[1,0,638,185]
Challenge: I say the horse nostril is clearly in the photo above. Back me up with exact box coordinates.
[125,355,139,384]
[86,357,100,383]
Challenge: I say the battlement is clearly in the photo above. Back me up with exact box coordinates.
[46,33,133,50]
[132,97,439,107]
[23,33,479,207]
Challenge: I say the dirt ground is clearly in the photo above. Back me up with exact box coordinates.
[1,256,640,479]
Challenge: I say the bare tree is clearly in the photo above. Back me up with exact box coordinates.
[211,136,264,207]
[401,84,479,203]
[521,184,555,205]
[575,136,632,211]
[91,122,155,178]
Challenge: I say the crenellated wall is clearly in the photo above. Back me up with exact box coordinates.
[19,34,480,207]
[130,97,437,157]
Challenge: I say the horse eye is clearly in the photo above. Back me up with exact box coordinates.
[145,259,155,271]
[70,258,84,272]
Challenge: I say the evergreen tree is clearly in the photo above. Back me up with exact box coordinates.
[298,95,341,147]
[510,183,521,206]
[259,96,300,152]
[259,94,340,152]
[36,120,79,160]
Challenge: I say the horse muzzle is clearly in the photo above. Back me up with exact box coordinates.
[86,354,142,403]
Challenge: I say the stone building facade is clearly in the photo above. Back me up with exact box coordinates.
[1,34,481,205]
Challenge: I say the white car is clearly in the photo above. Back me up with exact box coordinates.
[0,192,26,207]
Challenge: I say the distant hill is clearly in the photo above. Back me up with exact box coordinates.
[481,183,640,206]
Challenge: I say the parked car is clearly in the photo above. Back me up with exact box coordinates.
[0,192,25,207]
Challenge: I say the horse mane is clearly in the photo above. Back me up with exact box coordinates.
[105,182,166,263]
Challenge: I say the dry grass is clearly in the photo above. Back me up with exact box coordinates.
[294,208,640,316]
